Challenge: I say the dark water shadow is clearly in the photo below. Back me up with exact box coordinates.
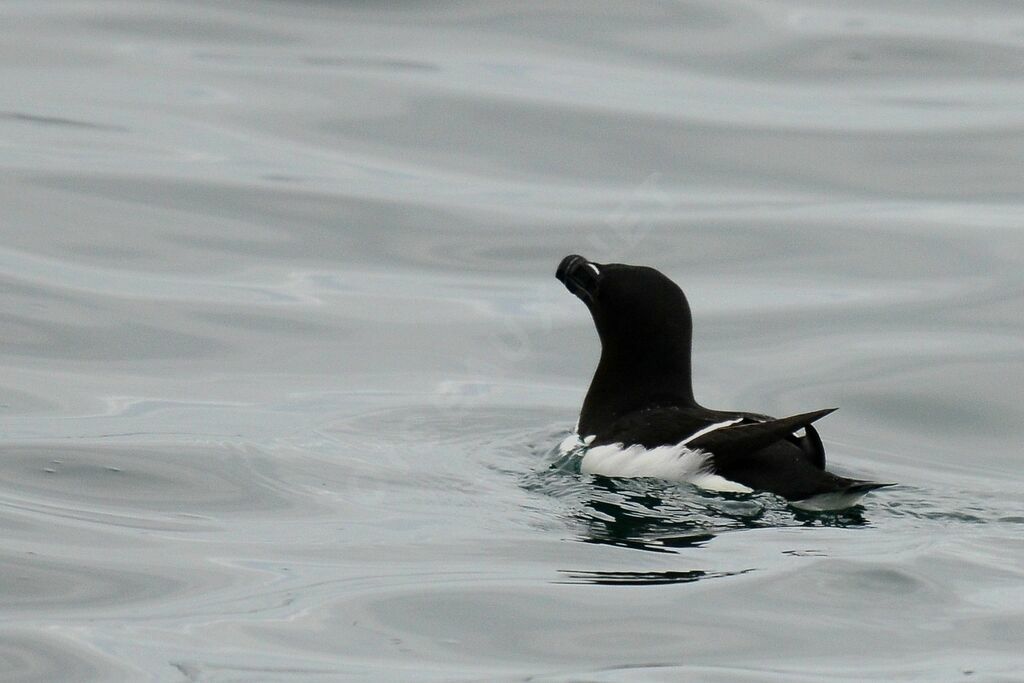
[518,431,881,585]
[556,567,755,586]
[523,436,877,551]
[574,476,874,553]
[576,477,733,553]
[579,531,717,554]
[790,505,870,527]
[0,111,127,132]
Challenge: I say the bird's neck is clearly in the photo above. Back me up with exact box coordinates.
[578,341,696,437]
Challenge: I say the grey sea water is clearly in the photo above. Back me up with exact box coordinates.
[2,1,1023,680]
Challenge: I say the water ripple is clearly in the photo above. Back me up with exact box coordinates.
[2,0,1024,679]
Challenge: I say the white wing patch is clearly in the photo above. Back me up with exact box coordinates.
[680,417,744,444]
[581,442,707,480]
[567,418,757,493]
[580,440,753,493]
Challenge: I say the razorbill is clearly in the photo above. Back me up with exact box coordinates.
[556,254,891,511]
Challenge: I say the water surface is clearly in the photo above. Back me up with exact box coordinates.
[2,1,1023,680]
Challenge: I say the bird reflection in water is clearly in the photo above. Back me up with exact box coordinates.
[557,568,754,586]
[560,477,871,585]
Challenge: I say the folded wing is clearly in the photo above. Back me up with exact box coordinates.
[688,408,836,459]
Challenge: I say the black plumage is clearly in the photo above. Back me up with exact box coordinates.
[556,254,890,504]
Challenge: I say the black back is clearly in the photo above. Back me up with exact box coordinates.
[556,254,889,501]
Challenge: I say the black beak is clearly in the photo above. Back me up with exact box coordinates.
[556,254,600,303]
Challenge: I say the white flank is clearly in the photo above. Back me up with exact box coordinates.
[688,472,755,494]
[790,490,870,512]
[580,441,753,493]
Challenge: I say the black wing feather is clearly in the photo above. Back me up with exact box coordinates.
[793,422,826,470]
[688,408,836,457]
[588,406,718,449]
